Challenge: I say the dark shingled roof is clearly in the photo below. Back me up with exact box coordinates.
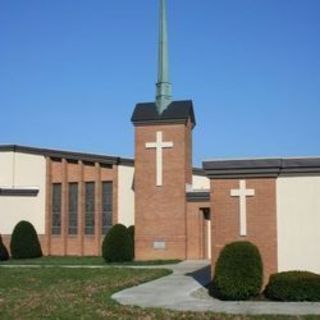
[203,157,320,178]
[131,100,196,127]
[0,145,133,166]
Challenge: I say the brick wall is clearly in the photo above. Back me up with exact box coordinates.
[46,158,117,256]
[134,122,193,260]
[211,178,278,284]
[186,201,210,259]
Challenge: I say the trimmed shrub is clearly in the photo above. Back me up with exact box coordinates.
[265,271,320,302]
[127,225,135,258]
[102,224,133,262]
[10,221,43,259]
[210,241,263,300]
[0,234,9,261]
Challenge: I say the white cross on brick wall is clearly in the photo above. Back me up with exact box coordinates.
[230,180,255,236]
[145,131,173,187]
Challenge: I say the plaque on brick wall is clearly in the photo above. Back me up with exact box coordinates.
[153,241,166,250]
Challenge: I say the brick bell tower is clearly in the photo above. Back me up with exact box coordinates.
[131,0,196,260]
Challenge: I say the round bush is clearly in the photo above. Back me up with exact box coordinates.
[0,234,9,261]
[265,271,320,302]
[102,224,133,262]
[127,225,135,258]
[210,241,263,300]
[10,221,43,259]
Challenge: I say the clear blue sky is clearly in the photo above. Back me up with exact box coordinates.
[1,0,319,165]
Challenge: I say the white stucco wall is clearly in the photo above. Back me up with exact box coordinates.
[118,165,135,227]
[0,152,46,235]
[192,174,210,190]
[0,152,14,186]
[277,176,320,273]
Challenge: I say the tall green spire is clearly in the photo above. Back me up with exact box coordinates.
[156,0,172,114]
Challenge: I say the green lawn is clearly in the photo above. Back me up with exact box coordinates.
[1,256,181,266]
[0,267,318,320]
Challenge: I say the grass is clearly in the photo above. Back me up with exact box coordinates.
[0,267,319,320]
[1,256,181,266]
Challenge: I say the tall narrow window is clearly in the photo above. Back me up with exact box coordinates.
[52,183,62,235]
[68,183,78,235]
[85,182,95,235]
[102,182,113,234]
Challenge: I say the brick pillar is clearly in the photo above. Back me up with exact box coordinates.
[79,161,85,256]
[112,165,119,225]
[95,162,102,255]
[199,210,204,259]
[45,157,52,256]
[61,158,68,256]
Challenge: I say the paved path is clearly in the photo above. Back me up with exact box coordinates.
[112,260,320,315]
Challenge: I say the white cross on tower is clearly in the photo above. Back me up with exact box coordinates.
[146,131,174,187]
[230,180,255,236]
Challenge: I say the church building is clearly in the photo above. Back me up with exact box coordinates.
[0,145,209,257]
[1,0,319,282]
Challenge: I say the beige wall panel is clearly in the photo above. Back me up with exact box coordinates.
[118,165,135,227]
[0,152,46,234]
[277,176,320,273]
[192,174,210,190]
[0,152,15,186]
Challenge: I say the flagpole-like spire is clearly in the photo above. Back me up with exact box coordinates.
[156,0,172,114]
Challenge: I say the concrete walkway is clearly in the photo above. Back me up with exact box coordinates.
[112,260,320,315]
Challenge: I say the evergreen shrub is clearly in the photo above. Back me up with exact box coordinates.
[10,221,43,259]
[265,271,320,302]
[210,241,263,300]
[102,224,133,262]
